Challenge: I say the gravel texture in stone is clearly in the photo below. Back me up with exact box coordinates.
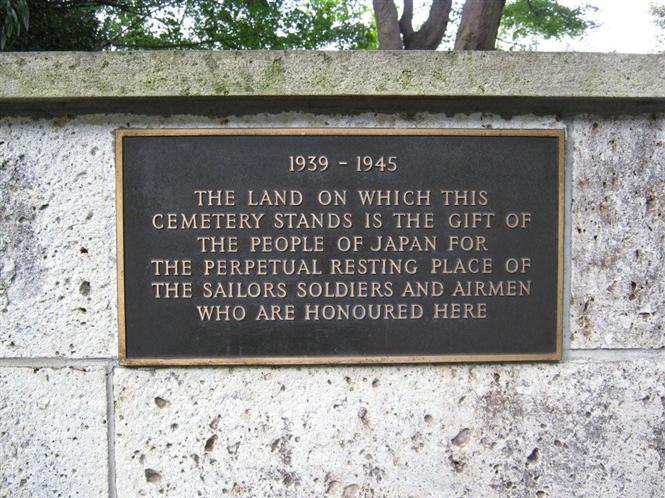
[114,360,665,498]
[0,367,108,498]
[569,115,665,348]
[1,116,118,357]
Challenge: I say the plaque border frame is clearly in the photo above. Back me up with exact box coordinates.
[116,127,565,366]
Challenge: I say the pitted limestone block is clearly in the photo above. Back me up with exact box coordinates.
[114,361,665,498]
[0,117,118,357]
[570,115,665,348]
[0,367,108,497]
[0,112,560,358]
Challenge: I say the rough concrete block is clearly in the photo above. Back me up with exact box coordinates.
[570,115,665,348]
[0,366,108,497]
[0,117,118,357]
[114,361,665,497]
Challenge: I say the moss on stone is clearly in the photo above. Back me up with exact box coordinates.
[0,51,663,100]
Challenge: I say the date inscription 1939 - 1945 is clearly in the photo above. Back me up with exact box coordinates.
[116,128,564,366]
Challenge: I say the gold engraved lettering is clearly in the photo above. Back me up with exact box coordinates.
[151,281,192,299]
[440,190,488,206]
[447,235,488,251]
[433,302,487,319]
[317,190,347,206]
[330,258,418,275]
[296,281,393,298]
[430,258,493,274]
[203,259,321,276]
[505,257,532,274]
[249,236,323,253]
[273,212,353,230]
[392,212,434,229]
[304,303,424,320]
[368,235,436,252]
[505,212,532,229]
[448,212,495,229]
[152,212,264,230]
[196,305,246,321]
[357,190,431,206]
[451,280,531,297]
[151,259,191,276]
[197,236,238,253]
[248,190,303,206]
[202,281,287,299]
[400,281,445,297]
[256,304,295,321]
[194,190,236,206]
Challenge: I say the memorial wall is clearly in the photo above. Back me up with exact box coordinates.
[1,51,664,497]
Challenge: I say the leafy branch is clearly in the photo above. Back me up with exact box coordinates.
[0,0,29,49]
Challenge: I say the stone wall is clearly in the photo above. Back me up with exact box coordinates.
[1,52,664,498]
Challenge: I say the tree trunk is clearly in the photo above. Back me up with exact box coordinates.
[400,0,452,50]
[373,0,403,49]
[454,0,506,50]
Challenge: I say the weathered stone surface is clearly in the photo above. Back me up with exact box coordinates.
[570,115,665,348]
[0,367,108,497]
[1,117,117,357]
[1,52,664,101]
[114,360,665,498]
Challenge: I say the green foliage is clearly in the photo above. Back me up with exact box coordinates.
[500,0,597,49]
[0,0,29,49]
[105,0,376,49]
[5,0,594,52]
[5,0,375,51]
[652,3,665,27]
[649,4,665,29]
[652,3,665,47]
[7,0,101,51]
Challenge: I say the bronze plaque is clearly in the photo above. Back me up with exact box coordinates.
[116,128,564,365]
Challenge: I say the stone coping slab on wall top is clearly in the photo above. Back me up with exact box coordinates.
[1,51,665,101]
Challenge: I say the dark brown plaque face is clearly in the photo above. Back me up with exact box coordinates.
[116,128,564,365]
